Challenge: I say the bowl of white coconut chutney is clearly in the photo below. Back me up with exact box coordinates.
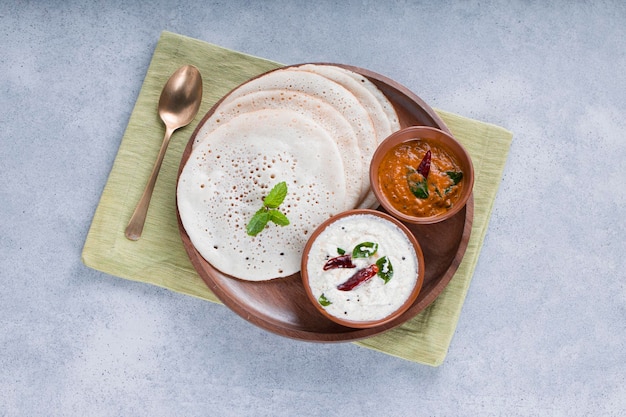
[301,209,425,329]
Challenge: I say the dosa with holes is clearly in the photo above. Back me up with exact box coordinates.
[177,109,346,281]
[292,64,402,208]
[213,68,379,201]
[192,89,363,209]
[178,64,400,282]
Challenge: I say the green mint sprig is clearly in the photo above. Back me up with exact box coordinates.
[246,181,290,236]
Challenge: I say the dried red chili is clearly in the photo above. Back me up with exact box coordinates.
[323,254,356,270]
[337,264,379,291]
[416,149,431,178]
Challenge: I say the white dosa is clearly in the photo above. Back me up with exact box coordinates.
[178,109,346,281]
[216,68,378,203]
[192,89,363,209]
[293,64,402,208]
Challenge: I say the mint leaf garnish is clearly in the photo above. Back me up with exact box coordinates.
[263,181,287,208]
[246,209,271,236]
[246,181,290,236]
[268,209,289,226]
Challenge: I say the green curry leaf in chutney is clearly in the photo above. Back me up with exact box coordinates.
[352,242,379,258]
[376,256,394,284]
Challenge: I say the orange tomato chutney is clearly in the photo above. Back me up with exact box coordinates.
[377,139,465,217]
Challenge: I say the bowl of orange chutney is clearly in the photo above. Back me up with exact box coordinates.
[370,126,474,225]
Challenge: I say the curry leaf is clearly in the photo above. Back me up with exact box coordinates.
[352,242,378,258]
[446,171,463,185]
[408,177,429,199]
[376,256,393,284]
[318,293,332,307]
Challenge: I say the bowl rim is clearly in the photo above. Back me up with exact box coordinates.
[300,208,426,329]
[369,126,475,225]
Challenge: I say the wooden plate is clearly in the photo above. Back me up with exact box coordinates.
[176,64,473,342]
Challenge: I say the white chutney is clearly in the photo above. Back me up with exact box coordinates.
[305,213,419,322]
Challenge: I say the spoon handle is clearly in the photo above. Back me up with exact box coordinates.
[124,127,175,240]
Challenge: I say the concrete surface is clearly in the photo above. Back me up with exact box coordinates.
[1,1,625,416]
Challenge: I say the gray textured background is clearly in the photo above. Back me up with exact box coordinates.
[1,1,625,416]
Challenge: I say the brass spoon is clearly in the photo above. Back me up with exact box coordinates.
[125,65,203,241]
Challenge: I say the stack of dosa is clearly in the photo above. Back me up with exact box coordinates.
[178,64,400,281]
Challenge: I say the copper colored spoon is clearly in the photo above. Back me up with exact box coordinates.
[125,65,203,241]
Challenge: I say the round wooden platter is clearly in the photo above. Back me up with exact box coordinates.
[176,64,474,342]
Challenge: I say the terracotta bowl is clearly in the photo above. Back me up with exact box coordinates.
[300,209,425,329]
[370,126,474,225]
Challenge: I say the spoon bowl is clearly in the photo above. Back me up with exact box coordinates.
[125,65,203,240]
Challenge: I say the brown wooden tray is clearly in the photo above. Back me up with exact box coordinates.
[176,64,473,342]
